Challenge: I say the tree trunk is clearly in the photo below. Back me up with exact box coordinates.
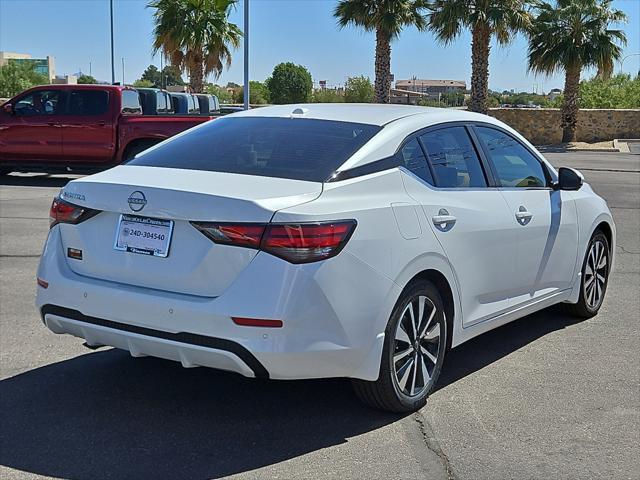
[374,28,391,104]
[561,64,581,143]
[470,23,491,114]
[189,59,205,93]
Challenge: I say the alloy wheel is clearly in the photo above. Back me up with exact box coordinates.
[584,239,608,310]
[393,295,441,397]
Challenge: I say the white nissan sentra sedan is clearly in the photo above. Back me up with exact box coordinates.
[36,104,614,412]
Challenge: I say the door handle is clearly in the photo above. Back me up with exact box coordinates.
[515,206,533,225]
[432,209,457,230]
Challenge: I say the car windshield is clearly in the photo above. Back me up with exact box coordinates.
[128,116,381,182]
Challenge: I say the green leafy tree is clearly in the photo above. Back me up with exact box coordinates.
[233,81,269,104]
[344,75,375,102]
[579,73,640,109]
[334,0,428,103]
[77,74,98,84]
[140,64,186,87]
[265,63,313,104]
[149,0,242,93]
[133,79,155,88]
[206,83,233,102]
[0,61,48,98]
[312,88,345,103]
[528,0,627,142]
[429,0,532,114]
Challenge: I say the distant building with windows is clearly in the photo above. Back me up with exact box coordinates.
[395,78,466,95]
[0,52,55,82]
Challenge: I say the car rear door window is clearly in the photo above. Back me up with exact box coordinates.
[420,127,487,188]
[400,138,434,185]
[128,117,381,182]
[475,127,548,188]
[68,90,109,116]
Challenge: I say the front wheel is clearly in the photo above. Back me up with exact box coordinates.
[352,279,447,413]
[564,230,610,318]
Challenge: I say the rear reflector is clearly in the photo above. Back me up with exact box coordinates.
[191,220,357,264]
[232,317,283,328]
[37,278,49,289]
[49,197,100,229]
[67,248,83,260]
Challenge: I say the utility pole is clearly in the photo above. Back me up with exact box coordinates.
[89,61,92,77]
[243,0,249,110]
[122,57,125,85]
[110,0,115,84]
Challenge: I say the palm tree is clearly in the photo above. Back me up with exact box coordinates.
[334,0,429,103]
[528,0,626,143]
[148,0,242,93]
[429,0,532,114]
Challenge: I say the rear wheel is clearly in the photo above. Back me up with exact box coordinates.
[352,279,447,413]
[564,230,610,318]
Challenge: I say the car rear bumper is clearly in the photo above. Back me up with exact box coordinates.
[36,227,400,380]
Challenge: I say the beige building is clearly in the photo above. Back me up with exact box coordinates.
[395,79,466,95]
[0,51,56,82]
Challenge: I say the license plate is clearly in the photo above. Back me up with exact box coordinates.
[114,214,174,257]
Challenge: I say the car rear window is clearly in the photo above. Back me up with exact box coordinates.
[128,117,381,182]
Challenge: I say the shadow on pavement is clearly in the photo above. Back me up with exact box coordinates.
[0,306,583,479]
[1,174,77,188]
[437,306,583,390]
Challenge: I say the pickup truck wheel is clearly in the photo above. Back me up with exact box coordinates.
[123,140,159,161]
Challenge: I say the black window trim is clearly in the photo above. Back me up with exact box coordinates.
[329,121,493,188]
[328,120,555,191]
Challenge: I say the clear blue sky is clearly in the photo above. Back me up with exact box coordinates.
[1,0,638,93]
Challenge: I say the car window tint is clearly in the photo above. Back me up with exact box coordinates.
[68,90,108,116]
[14,90,63,116]
[476,127,548,188]
[420,127,486,188]
[400,138,434,185]
[128,117,381,182]
[121,90,142,114]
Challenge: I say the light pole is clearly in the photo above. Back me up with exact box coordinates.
[619,53,640,74]
[243,0,249,110]
[122,57,125,85]
[110,0,115,84]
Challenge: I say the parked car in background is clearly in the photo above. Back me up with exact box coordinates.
[137,88,174,115]
[195,94,220,116]
[219,105,245,115]
[0,85,216,174]
[37,104,614,412]
[168,92,200,116]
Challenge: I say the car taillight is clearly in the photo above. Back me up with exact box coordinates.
[49,197,100,229]
[262,221,356,263]
[191,220,356,264]
[191,223,266,248]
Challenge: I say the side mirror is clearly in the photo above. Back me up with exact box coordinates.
[555,167,584,191]
[2,103,13,115]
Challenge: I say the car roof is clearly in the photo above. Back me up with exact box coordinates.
[229,103,490,127]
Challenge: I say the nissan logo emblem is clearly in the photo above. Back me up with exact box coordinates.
[127,191,147,212]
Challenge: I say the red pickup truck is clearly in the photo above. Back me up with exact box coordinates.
[0,85,214,175]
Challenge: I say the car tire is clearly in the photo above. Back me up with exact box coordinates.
[352,279,447,413]
[563,230,610,318]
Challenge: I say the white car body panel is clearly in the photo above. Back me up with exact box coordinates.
[36,104,615,381]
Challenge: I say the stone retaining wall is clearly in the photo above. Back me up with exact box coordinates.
[487,108,640,145]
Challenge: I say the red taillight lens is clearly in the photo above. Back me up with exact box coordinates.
[191,220,356,264]
[191,223,266,248]
[49,197,100,229]
[262,221,356,264]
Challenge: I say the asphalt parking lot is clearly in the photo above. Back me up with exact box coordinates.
[1,151,638,479]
